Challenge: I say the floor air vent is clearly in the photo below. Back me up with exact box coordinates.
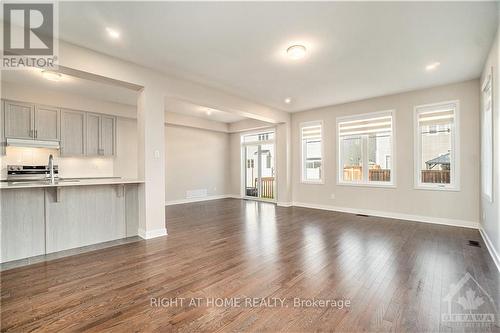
[468,240,481,247]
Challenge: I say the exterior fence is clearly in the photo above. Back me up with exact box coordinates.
[421,170,450,184]
[343,166,391,182]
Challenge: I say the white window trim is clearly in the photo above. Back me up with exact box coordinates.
[336,110,396,188]
[300,120,324,184]
[481,71,493,202]
[413,100,460,191]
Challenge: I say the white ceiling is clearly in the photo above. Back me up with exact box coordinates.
[57,2,497,112]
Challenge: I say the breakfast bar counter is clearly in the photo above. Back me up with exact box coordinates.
[1,179,143,263]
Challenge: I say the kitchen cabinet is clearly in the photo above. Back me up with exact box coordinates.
[1,101,5,155]
[86,113,101,155]
[86,113,115,156]
[1,188,46,262]
[100,115,115,156]
[60,109,85,156]
[34,105,60,141]
[4,100,34,139]
[4,100,60,141]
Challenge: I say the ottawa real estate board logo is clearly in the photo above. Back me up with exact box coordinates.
[442,272,497,329]
[2,1,58,69]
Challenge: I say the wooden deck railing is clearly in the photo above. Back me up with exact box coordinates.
[421,170,450,184]
[254,177,274,199]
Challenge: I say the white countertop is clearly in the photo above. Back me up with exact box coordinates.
[0,178,144,189]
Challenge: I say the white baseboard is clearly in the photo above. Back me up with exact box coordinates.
[138,227,167,240]
[479,227,500,272]
[291,201,479,229]
[165,194,234,206]
[277,202,293,207]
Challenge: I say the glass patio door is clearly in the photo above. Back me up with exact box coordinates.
[243,132,275,200]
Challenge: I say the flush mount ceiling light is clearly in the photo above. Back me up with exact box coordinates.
[425,62,441,71]
[286,45,307,60]
[106,27,120,39]
[42,70,62,82]
[284,98,292,104]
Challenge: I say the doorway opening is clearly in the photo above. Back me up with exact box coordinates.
[242,131,276,201]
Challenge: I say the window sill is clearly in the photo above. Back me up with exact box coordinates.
[301,180,324,185]
[337,182,396,189]
[414,185,460,192]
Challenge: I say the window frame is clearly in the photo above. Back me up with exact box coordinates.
[300,120,324,184]
[481,71,493,202]
[413,100,460,191]
[336,110,396,188]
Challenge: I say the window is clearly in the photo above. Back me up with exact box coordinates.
[482,72,493,201]
[301,121,323,183]
[414,101,459,190]
[337,111,394,186]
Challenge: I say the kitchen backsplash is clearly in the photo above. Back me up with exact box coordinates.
[1,147,114,179]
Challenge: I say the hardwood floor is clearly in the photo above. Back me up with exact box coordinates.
[1,199,499,332]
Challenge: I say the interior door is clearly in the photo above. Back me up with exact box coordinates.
[245,144,259,198]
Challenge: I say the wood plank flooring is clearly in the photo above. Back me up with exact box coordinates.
[1,199,499,332]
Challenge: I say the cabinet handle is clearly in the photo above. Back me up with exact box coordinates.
[34,130,37,138]
[29,129,34,137]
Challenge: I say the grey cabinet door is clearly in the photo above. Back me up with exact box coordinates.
[86,113,100,156]
[1,101,5,156]
[100,115,115,156]
[60,109,85,156]
[35,105,60,141]
[4,100,34,139]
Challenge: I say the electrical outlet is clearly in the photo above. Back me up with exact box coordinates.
[330,193,335,199]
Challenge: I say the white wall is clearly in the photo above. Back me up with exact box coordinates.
[1,82,137,179]
[165,125,230,203]
[291,80,480,227]
[480,22,500,265]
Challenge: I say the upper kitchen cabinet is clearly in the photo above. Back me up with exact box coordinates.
[100,115,115,156]
[4,100,35,140]
[86,113,115,156]
[3,100,60,141]
[60,109,85,156]
[1,101,5,156]
[34,105,60,141]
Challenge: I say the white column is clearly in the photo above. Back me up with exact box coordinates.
[137,86,167,238]
[276,121,292,206]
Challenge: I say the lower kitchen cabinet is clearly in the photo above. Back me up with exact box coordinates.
[0,184,139,263]
[1,188,46,262]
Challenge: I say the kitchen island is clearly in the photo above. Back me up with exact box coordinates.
[0,178,143,263]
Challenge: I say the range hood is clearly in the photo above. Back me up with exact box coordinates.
[7,138,60,149]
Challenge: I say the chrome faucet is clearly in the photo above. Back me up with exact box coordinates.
[48,154,55,184]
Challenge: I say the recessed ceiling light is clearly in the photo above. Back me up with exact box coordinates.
[286,45,307,60]
[284,98,292,104]
[426,62,440,71]
[42,70,62,82]
[106,27,120,39]
[205,108,213,116]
